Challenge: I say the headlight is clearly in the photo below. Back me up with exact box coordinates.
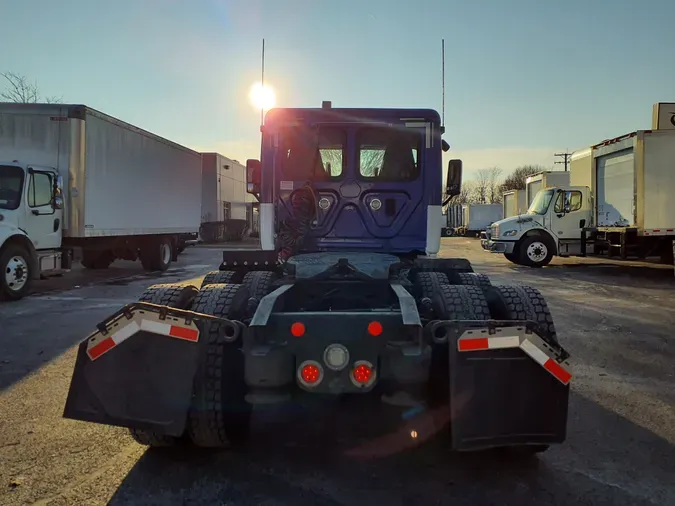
[503,229,518,237]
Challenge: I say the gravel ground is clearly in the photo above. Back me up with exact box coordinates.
[0,240,674,506]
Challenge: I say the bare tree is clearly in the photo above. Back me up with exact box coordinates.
[500,165,546,192]
[1,71,62,104]
[472,167,503,204]
[486,167,503,203]
[447,180,475,206]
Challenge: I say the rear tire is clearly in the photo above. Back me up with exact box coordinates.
[428,285,491,405]
[201,270,236,288]
[491,285,558,345]
[415,271,449,300]
[241,270,277,300]
[140,238,173,272]
[457,272,491,288]
[129,283,200,447]
[188,283,252,448]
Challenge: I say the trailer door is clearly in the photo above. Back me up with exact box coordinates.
[504,193,515,218]
[596,150,635,227]
[527,180,542,207]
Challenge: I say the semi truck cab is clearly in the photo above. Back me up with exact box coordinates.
[0,161,67,299]
[482,185,593,267]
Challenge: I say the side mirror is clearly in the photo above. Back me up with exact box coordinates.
[246,159,261,195]
[53,175,64,209]
[446,159,462,197]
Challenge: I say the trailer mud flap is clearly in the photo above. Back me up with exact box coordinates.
[437,321,571,451]
[63,302,240,437]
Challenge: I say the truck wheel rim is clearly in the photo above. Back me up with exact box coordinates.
[526,242,547,263]
[5,255,28,292]
[161,244,171,265]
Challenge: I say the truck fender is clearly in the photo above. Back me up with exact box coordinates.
[519,228,558,255]
[0,225,40,280]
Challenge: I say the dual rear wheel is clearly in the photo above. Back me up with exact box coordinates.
[130,270,277,449]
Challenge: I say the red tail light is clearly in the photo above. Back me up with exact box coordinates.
[291,322,305,337]
[297,360,323,387]
[350,360,376,387]
[301,364,321,383]
[367,321,383,336]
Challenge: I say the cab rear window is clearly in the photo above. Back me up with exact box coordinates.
[357,128,420,182]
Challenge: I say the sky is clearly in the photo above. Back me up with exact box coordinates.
[2,0,675,180]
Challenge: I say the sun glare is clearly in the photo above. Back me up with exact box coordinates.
[249,83,276,110]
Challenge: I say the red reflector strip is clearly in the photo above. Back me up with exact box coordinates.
[87,337,115,360]
[458,337,489,351]
[457,335,520,352]
[520,339,572,385]
[544,358,572,385]
[87,319,199,361]
[169,325,199,341]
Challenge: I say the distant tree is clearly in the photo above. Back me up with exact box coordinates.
[1,71,62,104]
[473,167,503,204]
[500,165,546,192]
[447,180,475,206]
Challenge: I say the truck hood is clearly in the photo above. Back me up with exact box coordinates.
[490,214,542,236]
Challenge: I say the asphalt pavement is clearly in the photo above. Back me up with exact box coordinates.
[1,240,674,506]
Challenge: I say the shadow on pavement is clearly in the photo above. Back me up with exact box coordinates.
[108,394,675,506]
[0,249,215,392]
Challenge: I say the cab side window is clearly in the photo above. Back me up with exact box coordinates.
[554,190,582,214]
[28,173,53,208]
[565,191,582,212]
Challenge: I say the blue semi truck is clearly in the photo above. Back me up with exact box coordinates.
[63,102,571,455]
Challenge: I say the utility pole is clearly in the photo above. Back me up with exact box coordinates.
[554,151,572,171]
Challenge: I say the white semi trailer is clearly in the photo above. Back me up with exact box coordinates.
[0,103,202,300]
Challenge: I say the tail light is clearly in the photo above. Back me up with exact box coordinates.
[297,360,323,387]
[350,360,376,388]
[367,321,383,336]
[290,322,305,337]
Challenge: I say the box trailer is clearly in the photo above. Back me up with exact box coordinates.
[589,129,675,260]
[502,189,526,218]
[0,103,202,300]
[525,171,570,207]
[200,153,252,242]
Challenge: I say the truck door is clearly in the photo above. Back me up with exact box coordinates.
[550,189,587,240]
[23,169,62,250]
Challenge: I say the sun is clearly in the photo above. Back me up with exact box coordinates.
[249,82,276,110]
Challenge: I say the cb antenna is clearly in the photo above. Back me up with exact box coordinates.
[441,38,446,134]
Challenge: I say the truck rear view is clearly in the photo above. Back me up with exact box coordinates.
[62,104,571,456]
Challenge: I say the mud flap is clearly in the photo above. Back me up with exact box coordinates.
[63,302,240,437]
[438,320,571,451]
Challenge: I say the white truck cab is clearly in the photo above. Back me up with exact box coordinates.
[0,161,66,299]
[481,185,593,267]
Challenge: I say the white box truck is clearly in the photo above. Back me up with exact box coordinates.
[482,130,675,267]
[525,171,570,207]
[0,103,202,300]
[502,189,526,219]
